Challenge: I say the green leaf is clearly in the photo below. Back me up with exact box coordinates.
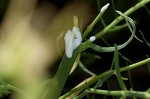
[114,44,127,90]
[81,52,101,60]
[116,10,143,43]
[139,30,150,47]
[79,61,96,76]
[94,71,114,88]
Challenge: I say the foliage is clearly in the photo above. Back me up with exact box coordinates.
[0,0,150,99]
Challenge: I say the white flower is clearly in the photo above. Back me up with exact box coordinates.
[64,26,82,58]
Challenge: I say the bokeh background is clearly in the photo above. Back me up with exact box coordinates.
[0,0,150,99]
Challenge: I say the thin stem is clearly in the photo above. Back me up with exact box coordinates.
[86,88,150,98]
[59,71,112,99]
[114,44,127,90]
[127,65,134,89]
[60,58,150,98]
[111,0,118,17]
[95,0,150,38]
[82,12,104,40]
[106,81,115,99]
[74,71,114,99]
[79,61,96,76]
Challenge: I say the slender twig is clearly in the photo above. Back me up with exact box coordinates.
[86,88,150,98]
[82,12,105,40]
[96,0,150,38]
[60,58,150,99]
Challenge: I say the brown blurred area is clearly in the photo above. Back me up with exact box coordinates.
[0,0,95,99]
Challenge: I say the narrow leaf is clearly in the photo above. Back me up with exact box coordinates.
[139,30,150,47]
[88,11,137,53]
[94,71,114,88]
[79,61,96,76]
[114,44,127,90]
[116,10,143,43]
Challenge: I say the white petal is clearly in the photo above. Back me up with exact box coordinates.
[72,26,82,48]
[64,30,74,58]
[64,26,82,58]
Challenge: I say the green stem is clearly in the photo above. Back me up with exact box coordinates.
[114,44,127,90]
[59,70,112,99]
[96,0,150,38]
[81,0,150,54]
[82,12,104,40]
[60,58,150,98]
[106,24,127,33]
[86,88,150,98]
[74,71,114,99]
